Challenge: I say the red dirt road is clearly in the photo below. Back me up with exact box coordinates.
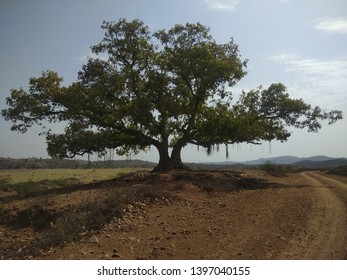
[289,172,347,259]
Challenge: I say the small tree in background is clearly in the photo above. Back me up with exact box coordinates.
[1,19,343,172]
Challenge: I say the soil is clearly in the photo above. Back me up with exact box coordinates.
[1,169,346,260]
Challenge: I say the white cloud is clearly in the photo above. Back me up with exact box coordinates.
[74,52,108,63]
[314,18,347,34]
[267,54,347,108]
[204,0,239,11]
[268,54,347,75]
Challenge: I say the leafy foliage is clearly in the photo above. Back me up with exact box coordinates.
[1,19,342,171]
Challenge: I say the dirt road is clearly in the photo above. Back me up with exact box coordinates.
[286,171,347,259]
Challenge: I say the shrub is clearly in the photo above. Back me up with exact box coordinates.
[14,181,47,198]
[259,161,293,176]
[0,176,12,192]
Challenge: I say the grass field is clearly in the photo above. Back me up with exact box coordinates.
[0,168,148,197]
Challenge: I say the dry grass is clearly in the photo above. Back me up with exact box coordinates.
[0,171,177,259]
[0,168,149,198]
[0,168,148,184]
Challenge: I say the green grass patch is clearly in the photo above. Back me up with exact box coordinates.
[14,181,47,198]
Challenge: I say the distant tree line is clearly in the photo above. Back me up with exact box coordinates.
[0,157,155,169]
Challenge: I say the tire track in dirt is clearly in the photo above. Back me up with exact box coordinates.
[283,172,347,259]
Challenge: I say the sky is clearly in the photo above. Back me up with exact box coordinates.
[0,0,346,163]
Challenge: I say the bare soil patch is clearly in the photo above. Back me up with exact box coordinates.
[1,169,346,259]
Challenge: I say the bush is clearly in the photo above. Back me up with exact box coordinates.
[0,176,12,192]
[327,165,347,176]
[14,181,47,198]
[259,161,293,176]
[9,178,80,198]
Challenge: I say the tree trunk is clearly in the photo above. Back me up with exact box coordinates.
[170,142,190,170]
[152,140,171,172]
[152,141,190,172]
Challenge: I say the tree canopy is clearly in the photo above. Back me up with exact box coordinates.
[2,19,343,172]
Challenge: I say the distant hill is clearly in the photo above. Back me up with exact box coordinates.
[240,155,337,165]
[293,158,347,169]
[244,156,301,165]
[219,155,340,165]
